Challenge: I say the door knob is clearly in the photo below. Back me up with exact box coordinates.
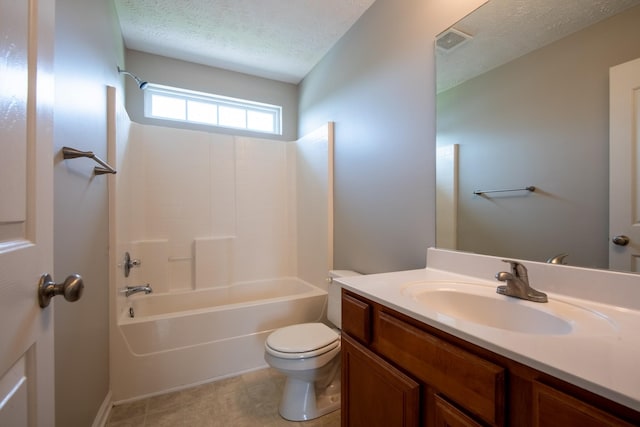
[38,273,84,308]
[612,235,630,246]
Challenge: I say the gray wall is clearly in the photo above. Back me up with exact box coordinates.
[298,0,485,274]
[54,0,124,425]
[123,50,299,141]
[437,6,640,269]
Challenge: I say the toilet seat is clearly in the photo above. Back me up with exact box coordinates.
[266,323,339,359]
[266,340,340,359]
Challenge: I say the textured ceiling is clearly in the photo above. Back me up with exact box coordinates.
[437,0,640,92]
[114,0,376,83]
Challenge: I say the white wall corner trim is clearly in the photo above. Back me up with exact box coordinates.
[91,390,112,427]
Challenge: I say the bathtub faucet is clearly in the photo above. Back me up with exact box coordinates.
[123,284,153,297]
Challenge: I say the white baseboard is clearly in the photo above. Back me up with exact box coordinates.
[92,390,113,427]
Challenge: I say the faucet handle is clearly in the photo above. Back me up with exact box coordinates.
[123,252,142,277]
[501,259,528,278]
[501,259,520,270]
[546,253,569,264]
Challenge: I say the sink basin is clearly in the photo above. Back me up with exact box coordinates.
[401,281,615,335]
[411,288,571,334]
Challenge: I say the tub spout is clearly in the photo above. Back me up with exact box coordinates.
[123,285,152,297]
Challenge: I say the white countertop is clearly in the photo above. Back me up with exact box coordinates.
[335,249,640,412]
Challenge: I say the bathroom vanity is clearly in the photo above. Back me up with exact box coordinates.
[338,249,640,426]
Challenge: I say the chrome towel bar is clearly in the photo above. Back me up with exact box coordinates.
[62,146,116,175]
[474,186,535,196]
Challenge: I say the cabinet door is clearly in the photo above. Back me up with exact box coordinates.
[434,394,484,427]
[342,292,372,344]
[342,334,420,427]
[532,381,636,427]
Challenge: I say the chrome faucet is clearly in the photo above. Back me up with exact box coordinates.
[123,284,153,297]
[495,260,547,303]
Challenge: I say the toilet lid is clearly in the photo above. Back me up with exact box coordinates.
[266,323,339,354]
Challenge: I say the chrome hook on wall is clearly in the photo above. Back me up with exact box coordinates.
[62,146,117,175]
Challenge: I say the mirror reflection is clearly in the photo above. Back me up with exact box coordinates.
[435,0,640,271]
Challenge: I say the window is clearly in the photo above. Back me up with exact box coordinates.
[144,84,282,135]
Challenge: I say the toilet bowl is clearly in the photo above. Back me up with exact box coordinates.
[264,270,360,421]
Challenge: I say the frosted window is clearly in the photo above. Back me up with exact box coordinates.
[151,94,185,120]
[145,84,282,135]
[219,105,247,129]
[187,100,217,125]
[247,110,276,133]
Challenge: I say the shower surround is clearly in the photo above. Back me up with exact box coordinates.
[121,124,299,293]
[110,95,333,401]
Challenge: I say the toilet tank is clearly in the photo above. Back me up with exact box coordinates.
[327,270,361,329]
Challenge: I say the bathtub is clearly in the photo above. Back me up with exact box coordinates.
[111,277,327,402]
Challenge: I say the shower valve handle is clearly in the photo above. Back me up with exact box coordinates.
[123,251,142,277]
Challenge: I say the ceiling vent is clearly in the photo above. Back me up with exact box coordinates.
[436,27,472,52]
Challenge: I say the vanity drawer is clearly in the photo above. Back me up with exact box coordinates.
[532,381,636,427]
[342,291,372,345]
[375,310,505,426]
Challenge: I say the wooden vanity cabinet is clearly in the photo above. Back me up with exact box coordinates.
[341,290,640,427]
[342,334,420,427]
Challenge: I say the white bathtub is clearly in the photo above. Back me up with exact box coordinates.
[111,277,327,402]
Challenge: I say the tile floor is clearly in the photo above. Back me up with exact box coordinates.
[106,368,341,427]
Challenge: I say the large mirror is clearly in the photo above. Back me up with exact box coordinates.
[435,0,640,271]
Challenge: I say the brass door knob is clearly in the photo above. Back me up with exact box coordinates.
[612,235,630,246]
[38,273,84,308]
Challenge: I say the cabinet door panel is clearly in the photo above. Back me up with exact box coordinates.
[342,334,420,427]
[376,311,505,426]
[532,381,635,427]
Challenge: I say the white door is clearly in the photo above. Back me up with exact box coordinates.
[0,0,56,425]
[609,57,640,272]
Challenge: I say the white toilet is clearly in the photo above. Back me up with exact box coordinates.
[264,270,360,421]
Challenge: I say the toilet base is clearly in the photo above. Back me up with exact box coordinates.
[278,376,340,421]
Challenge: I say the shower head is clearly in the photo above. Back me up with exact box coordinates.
[117,66,149,90]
